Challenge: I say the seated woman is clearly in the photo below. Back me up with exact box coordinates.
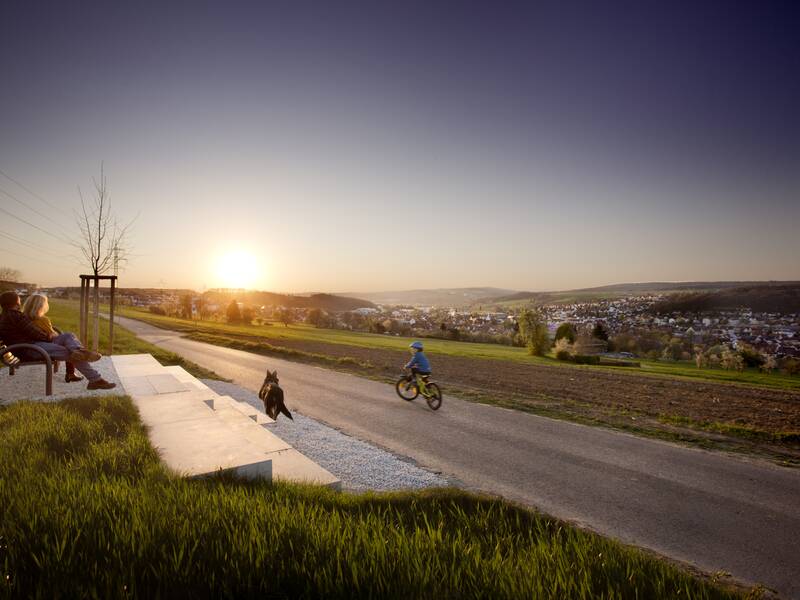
[0,291,115,390]
[22,293,83,382]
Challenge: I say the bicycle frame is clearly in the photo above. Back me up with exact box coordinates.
[413,373,431,396]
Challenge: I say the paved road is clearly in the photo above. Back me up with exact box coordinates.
[116,315,800,597]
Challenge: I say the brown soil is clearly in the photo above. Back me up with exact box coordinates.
[221,332,800,437]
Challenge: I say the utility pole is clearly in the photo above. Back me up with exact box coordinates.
[113,243,119,277]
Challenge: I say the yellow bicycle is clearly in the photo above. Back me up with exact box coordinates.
[395,369,442,410]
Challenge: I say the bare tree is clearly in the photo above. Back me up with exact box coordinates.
[0,267,21,282]
[75,163,132,276]
[73,163,134,349]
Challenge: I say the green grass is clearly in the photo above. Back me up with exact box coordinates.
[116,306,800,391]
[0,396,745,598]
[46,300,227,381]
[658,414,800,444]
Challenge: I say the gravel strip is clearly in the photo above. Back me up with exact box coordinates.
[203,379,453,492]
[0,357,123,404]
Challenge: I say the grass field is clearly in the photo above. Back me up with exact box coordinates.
[45,300,226,381]
[115,306,800,391]
[0,395,745,598]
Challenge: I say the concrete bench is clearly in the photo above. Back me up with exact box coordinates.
[1,341,57,396]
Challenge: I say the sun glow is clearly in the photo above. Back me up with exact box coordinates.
[214,249,261,289]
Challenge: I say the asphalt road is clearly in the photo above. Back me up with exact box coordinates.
[116,315,800,598]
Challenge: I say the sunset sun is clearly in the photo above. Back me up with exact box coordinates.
[214,249,260,289]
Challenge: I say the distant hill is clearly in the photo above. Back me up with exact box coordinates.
[341,287,517,307]
[652,284,800,314]
[0,280,37,292]
[205,290,375,312]
[488,281,800,308]
[568,281,799,294]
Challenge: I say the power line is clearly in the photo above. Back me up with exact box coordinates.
[0,245,81,269]
[0,229,76,261]
[0,168,73,218]
[0,205,74,246]
[0,185,67,230]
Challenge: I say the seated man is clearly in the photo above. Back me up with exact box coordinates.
[0,291,116,390]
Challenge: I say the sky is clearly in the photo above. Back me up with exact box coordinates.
[1,1,798,293]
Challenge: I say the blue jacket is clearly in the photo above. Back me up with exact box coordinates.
[405,351,431,372]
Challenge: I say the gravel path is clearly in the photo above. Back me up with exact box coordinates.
[0,357,123,404]
[203,379,453,492]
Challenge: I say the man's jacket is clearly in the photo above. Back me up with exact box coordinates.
[0,309,51,345]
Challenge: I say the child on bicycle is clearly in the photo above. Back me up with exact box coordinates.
[405,341,431,382]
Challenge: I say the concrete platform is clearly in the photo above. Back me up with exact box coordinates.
[112,354,340,488]
[1,356,124,404]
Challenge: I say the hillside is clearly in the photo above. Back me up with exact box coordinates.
[205,290,376,312]
[341,287,517,307]
[0,279,37,291]
[653,284,800,314]
[488,281,800,308]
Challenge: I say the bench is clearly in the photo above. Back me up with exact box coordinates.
[1,340,57,396]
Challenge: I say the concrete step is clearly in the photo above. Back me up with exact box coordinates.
[133,391,272,479]
[208,395,273,425]
[119,373,192,396]
[162,365,211,391]
[207,402,339,489]
[210,403,290,451]
[269,448,341,490]
[113,354,339,489]
[111,354,163,377]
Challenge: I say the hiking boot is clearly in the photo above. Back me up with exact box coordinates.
[69,349,102,363]
[87,378,116,390]
[65,373,84,383]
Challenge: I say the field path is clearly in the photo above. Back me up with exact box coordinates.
[115,314,800,598]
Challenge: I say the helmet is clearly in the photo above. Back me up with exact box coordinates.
[410,341,424,350]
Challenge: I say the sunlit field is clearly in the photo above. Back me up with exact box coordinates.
[113,304,800,392]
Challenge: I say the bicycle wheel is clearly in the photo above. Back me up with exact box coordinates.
[425,383,442,410]
[395,377,419,401]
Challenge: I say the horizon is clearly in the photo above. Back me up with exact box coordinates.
[9,278,800,299]
[2,1,799,291]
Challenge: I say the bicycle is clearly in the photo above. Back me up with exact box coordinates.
[395,369,442,410]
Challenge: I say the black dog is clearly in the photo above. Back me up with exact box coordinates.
[258,369,293,421]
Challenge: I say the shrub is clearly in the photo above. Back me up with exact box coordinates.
[149,305,166,315]
[782,357,800,376]
[553,337,573,361]
[554,323,576,343]
[518,309,550,356]
[591,322,609,341]
[737,342,764,368]
[226,299,242,323]
[720,347,744,372]
[759,354,777,373]
[573,354,600,365]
